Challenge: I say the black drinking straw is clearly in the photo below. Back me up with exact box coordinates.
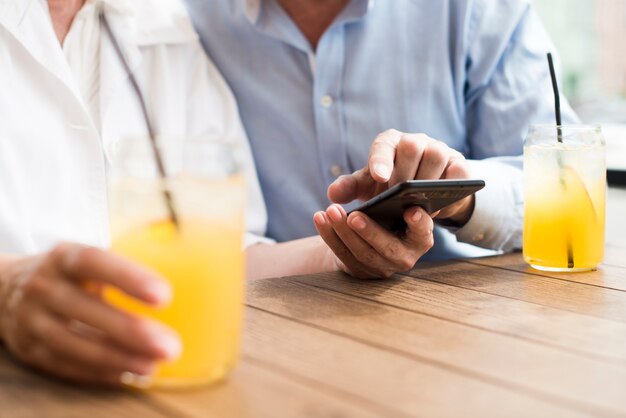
[547,53,573,268]
[547,53,564,143]
[100,11,179,229]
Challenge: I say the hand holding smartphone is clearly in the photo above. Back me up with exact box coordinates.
[348,179,485,231]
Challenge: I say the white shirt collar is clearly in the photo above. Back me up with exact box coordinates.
[0,0,35,29]
[0,0,198,45]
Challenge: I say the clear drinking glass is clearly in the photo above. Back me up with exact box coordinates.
[523,125,606,272]
[107,137,246,388]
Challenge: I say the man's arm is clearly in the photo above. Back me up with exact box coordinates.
[456,0,578,252]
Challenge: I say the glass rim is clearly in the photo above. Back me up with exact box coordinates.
[528,124,602,132]
[119,135,241,147]
[108,135,244,181]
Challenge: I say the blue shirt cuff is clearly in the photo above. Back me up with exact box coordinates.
[454,159,524,252]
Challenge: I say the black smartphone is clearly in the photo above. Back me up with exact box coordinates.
[349,179,485,231]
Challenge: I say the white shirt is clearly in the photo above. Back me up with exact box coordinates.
[0,0,270,254]
[60,0,106,130]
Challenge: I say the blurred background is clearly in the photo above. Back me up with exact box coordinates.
[536,0,626,173]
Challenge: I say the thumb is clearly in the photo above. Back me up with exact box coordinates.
[327,169,376,203]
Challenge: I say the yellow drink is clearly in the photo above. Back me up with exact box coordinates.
[108,215,244,387]
[107,138,247,388]
[523,127,606,271]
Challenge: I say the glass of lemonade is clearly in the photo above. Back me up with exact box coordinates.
[107,137,246,388]
[523,125,606,272]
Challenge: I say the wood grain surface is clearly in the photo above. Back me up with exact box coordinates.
[1,189,625,417]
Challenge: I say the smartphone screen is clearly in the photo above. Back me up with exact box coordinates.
[349,179,485,231]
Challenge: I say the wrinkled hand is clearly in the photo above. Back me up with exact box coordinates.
[314,205,434,279]
[314,130,473,279]
[0,243,181,386]
[329,130,474,223]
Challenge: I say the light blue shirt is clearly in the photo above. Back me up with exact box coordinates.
[185,0,576,260]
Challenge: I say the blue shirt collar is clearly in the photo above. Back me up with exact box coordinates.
[242,0,375,26]
[240,0,374,53]
[243,0,261,24]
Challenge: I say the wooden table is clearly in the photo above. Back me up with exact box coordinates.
[2,189,626,417]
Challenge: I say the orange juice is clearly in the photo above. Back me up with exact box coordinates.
[107,139,247,388]
[107,128,249,390]
[523,129,606,271]
[108,215,244,387]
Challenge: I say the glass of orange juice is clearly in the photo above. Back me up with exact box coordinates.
[106,137,246,388]
[523,125,606,272]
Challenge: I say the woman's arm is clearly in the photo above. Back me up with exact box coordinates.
[246,236,339,280]
[0,254,18,343]
[0,245,180,385]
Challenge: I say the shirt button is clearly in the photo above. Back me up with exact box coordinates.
[330,164,343,177]
[320,95,334,108]
[473,232,485,242]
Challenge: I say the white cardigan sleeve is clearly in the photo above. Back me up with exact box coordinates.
[183,41,273,247]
